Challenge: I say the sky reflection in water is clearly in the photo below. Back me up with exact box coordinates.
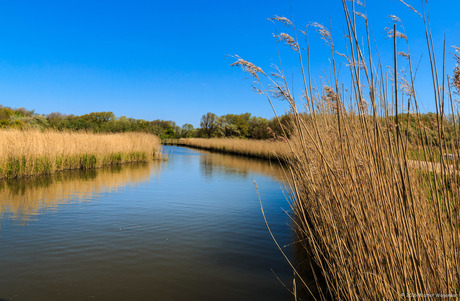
[0,146,293,301]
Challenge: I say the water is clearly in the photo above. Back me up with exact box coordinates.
[0,146,294,300]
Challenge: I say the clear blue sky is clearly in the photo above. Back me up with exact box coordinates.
[0,0,458,127]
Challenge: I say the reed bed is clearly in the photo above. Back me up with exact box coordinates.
[0,129,161,179]
[234,1,460,300]
[172,138,291,161]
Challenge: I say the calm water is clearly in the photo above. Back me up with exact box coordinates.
[0,146,294,300]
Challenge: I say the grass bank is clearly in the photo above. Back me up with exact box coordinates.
[164,138,291,161]
[0,129,161,179]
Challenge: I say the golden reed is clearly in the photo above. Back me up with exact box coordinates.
[0,129,161,179]
[171,138,291,161]
[232,1,460,299]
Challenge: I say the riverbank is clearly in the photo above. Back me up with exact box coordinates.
[163,138,291,162]
[0,129,161,179]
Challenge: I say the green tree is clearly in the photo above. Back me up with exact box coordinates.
[200,112,218,138]
[181,123,195,138]
[249,116,270,139]
[268,114,293,138]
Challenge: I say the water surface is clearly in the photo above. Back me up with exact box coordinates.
[0,146,293,300]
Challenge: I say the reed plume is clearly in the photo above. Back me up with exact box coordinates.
[234,1,460,299]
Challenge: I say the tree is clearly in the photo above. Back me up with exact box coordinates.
[81,112,115,126]
[0,107,14,120]
[249,116,270,139]
[200,112,218,138]
[181,123,195,138]
[268,114,293,138]
[233,113,251,137]
[47,112,66,129]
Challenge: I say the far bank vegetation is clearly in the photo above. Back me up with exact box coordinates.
[0,130,160,179]
[0,105,293,140]
[172,138,291,161]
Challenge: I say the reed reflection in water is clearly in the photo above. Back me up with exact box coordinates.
[0,161,163,222]
[0,146,292,301]
[197,148,287,181]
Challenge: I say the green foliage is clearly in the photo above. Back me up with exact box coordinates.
[181,123,196,138]
[80,154,98,169]
[392,113,457,147]
[249,116,271,139]
[218,113,250,137]
[0,104,296,140]
[0,107,15,120]
[81,111,115,124]
[0,151,151,179]
[5,104,454,145]
[196,111,293,139]
[200,112,218,138]
[0,119,10,128]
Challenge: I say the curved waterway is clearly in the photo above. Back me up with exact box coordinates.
[0,146,293,300]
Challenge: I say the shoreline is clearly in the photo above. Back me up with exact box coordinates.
[162,138,290,162]
[0,130,162,180]
[0,152,163,180]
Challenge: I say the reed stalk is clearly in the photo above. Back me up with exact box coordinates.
[233,1,460,299]
[171,137,291,161]
[0,129,161,179]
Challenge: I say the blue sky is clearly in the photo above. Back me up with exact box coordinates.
[0,0,458,127]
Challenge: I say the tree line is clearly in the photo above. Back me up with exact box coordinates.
[0,105,293,140]
[2,104,459,145]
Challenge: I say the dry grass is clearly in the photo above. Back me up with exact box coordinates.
[172,137,291,161]
[286,113,460,300]
[0,129,161,179]
[233,1,460,300]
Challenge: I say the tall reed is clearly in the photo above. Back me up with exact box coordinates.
[0,129,161,179]
[172,138,291,161]
[234,1,460,299]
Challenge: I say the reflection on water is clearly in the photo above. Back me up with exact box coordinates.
[197,148,287,181]
[0,146,292,301]
[0,161,163,222]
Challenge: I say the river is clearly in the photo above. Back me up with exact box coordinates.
[0,145,294,300]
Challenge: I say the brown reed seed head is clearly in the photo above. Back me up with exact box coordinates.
[310,22,333,48]
[230,56,265,80]
[397,0,422,18]
[385,26,407,40]
[273,33,299,51]
[230,2,460,299]
[355,11,367,20]
[269,15,292,26]
[398,51,410,60]
[388,14,402,25]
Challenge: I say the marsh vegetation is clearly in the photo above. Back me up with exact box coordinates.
[0,130,161,179]
[231,0,460,299]
[166,138,291,161]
